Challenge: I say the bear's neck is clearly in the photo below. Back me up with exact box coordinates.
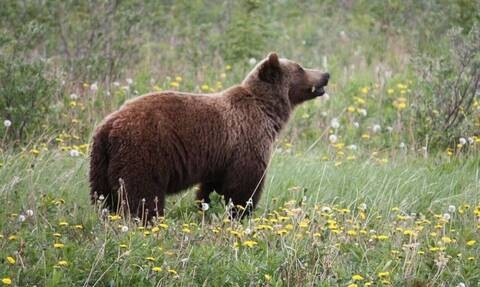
[238,85,292,135]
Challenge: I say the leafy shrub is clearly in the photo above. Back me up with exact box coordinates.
[0,58,58,145]
[412,24,480,149]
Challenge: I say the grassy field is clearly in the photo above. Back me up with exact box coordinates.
[0,149,479,286]
[1,1,479,286]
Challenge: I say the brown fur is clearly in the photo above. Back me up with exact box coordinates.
[89,53,329,219]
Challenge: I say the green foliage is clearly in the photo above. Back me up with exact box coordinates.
[0,58,58,144]
[412,24,480,149]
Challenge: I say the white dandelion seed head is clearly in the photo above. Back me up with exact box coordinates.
[459,137,467,145]
[126,78,133,85]
[248,58,257,66]
[399,142,406,149]
[90,82,98,91]
[25,209,34,217]
[443,213,451,221]
[330,118,340,129]
[359,203,367,210]
[353,122,360,128]
[358,108,367,117]
[328,134,338,143]
[121,225,129,233]
[18,214,26,222]
[448,205,456,213]
[69,149,80,157]
[113,81,120,87]
[4,119,12,128]
[69,93,78,100]
[457,283,466,287]
[372,124,381,133]
[347,144,358,151]
[245,227,252,235]
[468,137,474,145]
[320,111,328,117]
[386,126,393,133]
[321,206,332,213]
[101,208,109,216]
[201,202,209,211]
[98,195,105,201]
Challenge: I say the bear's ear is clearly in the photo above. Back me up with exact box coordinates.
[258,52,281,83]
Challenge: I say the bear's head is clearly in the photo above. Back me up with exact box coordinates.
[243,52,330,106]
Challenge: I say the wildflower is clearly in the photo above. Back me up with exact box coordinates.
[90,82,98,91]
[3,120,12,128]
[347,284,358,287]
[8,235,16,241]
[459,137,467,145]
[441,236,453,244]
[145,257,156,262]
[358,108,367,116]
[360,87,369,94]
[372,124,381,133]
[170,82,179,88]
[152,266,162,272]
[6,256,15,265]
[466,240,476,246]
[201,202,209,211]
[30,149,40,156]
[264,274,272,282]
[386,126,393,132]
[387,88,394,94]
[57,260,68,267]
[69,149,80,157]
[74,224,83,230]
[54,243,65,249]
[119,244,128,249]
[347,106,356,112]
[126,78,133,85]
[201,84,209,92]
[378,271,390,278]
[399,142,406,149]
[58,221,69,227]
[18,214,26,222]
[25,209,34,217]
[329,134,338,143]
[248,58,257,65]
[353,122,360,128]
[242,240,258,248]
[448,205,456,213]
[167,269,178,276]
[330,118,340,129]
[359,203,367,210]
[1,278,12,285]
[443,213,451,221]
[121,225,129,233]
[352,274,364,281]
[113,81,120,87]
[159,223,169,229]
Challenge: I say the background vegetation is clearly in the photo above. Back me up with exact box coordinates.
[0,0,479,286]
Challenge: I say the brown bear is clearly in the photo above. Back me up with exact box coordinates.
[89,52,329,220]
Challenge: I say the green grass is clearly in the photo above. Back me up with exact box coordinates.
[1,150,479,286]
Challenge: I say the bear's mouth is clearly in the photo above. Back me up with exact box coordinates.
[311,85,326,96]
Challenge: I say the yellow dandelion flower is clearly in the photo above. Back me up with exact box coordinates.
[54,243,65,249]
[276,229,288,236]
[145,257,156,262]
[441,236,453,244]
[361,134,370,140]
[170,82,179,88]
[58,221,69,227]
[360,87,369,94]
[201,84,209,91]
[225,65,232,71]
[57,260,68,267]
[119,244,128,249]
[159,223,169,229]
[8,235,16,241]
[152,266,162,272]
[6,256,15,265]
[1,278,12,285]
[74,224,83,230]
[175,76,182,82]
[30,149,40,156]
[467,256,475,261]
[53,233,62,238]
[167,269,178,275]
[347,230,358,236]
[264,274,272,282]
[467,240,476,246]
[242,240,258,248]
[347,106,356,112]
[378,271,390,278]
[377,235,389,241]
[387,88,394,94]
[352,274,364,281]
[347,284,358,287]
